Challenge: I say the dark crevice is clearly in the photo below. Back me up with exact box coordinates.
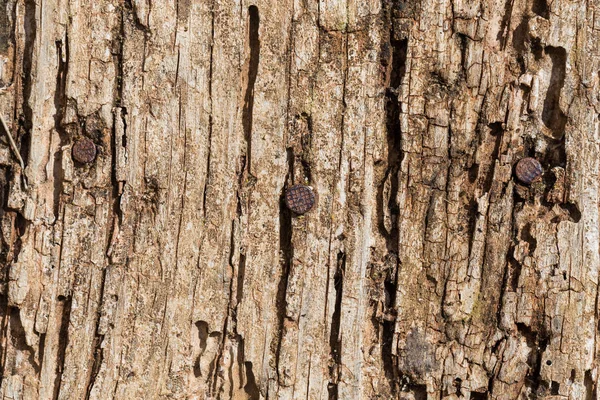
[110,3,127,230]
[328,252,345,400]
[106,6,126,266]
[508,250,522,291]
[550,381,560,395]
[542,46,567,139]
[378,33,406,247]
[244,362,260,400]
[457,33,468,79]
[274,150,293,387]
[299,112,313,183]
[194,321,208,378]
[109,108,127,231]
[227,215,244,313]
[531,38,544,60]
[487,367,496,394]
[115,6,126,108]
[242,6,260,177]
[465,198,478,257]
[453,377,463,396]
[52,38,69,219]
[532,0,550,19]
[520,223,537,253]
[539,135,566,169]
[122,0,151,32]
[560,202,581,223]
[20,0,37,170]
[381,257,398,386]
[470,391,488,400]
[406,384,427,400]
[237,252,246,306]
[379,6,407,391]
[512,17,530,54]
[38,332,46,371]
[12,213,30,262]
[202,5,215,219]
[481,122,503,194]
[584,369,596,400]
[54,295,72,400]
[519,322,549,397]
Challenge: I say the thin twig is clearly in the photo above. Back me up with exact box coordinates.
[0,113,28,190]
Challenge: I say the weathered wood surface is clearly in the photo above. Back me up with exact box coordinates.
[0,0,599,398]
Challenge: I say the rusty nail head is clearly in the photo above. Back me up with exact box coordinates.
[515,157,543,184]
[72,138,97,164]
[285,185,315,215]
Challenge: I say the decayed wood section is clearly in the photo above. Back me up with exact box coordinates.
[0,0,599,398]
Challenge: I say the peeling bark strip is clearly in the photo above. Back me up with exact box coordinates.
[0,0,599,398]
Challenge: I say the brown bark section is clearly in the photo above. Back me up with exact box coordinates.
[0,0,599,398]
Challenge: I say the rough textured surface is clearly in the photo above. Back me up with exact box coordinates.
[0,0,598,398]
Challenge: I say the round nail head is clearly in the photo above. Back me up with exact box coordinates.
[515,157,543,184]
[72,138,97,164]
[285,185,315,215]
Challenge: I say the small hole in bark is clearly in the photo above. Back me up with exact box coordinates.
[546,360,552,366]
[570,369,576,381]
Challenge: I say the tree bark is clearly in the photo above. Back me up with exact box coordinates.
[0,0,598,398]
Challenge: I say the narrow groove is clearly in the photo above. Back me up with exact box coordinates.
[203,1,216,218]
[20,0,37,169]
[52,37,68,220]
[327,252,345,399]
[274,148,293,386]
[380,2,408,390]
[242,6,260,176]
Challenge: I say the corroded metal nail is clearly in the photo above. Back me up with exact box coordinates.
[72,138,97,164]
[285,185,315,215]
[515,157,543,184]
